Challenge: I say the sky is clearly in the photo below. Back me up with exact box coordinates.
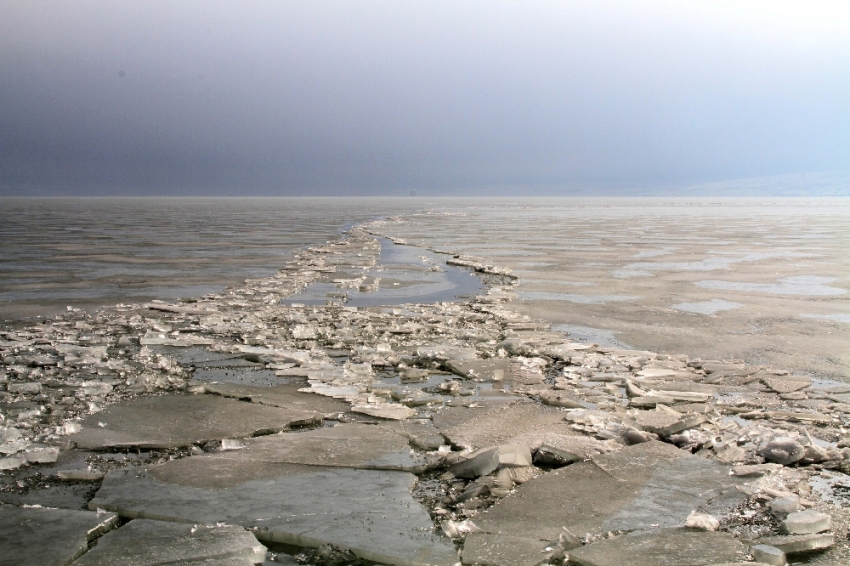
[1,0,849,196]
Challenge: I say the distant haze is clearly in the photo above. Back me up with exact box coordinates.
[1,1,849,196]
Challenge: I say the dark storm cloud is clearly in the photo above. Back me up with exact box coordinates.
[1,1,849,195]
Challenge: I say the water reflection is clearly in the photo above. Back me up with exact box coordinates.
[283,238,484,307]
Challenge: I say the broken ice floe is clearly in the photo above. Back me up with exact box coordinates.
[1,221,848,565]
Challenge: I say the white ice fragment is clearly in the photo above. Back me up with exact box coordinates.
[685,510,720,531]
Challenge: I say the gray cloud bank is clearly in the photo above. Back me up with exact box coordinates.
[1,1,849,196]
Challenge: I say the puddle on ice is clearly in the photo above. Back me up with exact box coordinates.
[517,291,638,304]
[146,346,256,368]
[633,249,674,258]
[612,269,654,279]
[696,276,847,296]
[376,371,458,389]
[552,324,631,349]
[282,237,484,307]
[192,368,300,387]
[626,251,818,273]
[809,472,850,507]
[671,299,744,315]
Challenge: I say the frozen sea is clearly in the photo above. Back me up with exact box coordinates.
[0,198,426,319]
[1,197,849,380]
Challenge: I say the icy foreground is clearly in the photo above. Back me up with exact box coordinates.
[1,221,849,566]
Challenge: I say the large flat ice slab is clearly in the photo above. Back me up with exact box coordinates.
[72,519,267,566]
[0,506,118,566]
[435,400,571,450]
[461,533,554,566]
[88,453,456,566]
[569,529,748,566]
[203,382,350,414]
[475,441,747,542]
[68,394,321,450]
[205,423,428,472]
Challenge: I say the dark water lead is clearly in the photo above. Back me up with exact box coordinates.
[282,237,485,307]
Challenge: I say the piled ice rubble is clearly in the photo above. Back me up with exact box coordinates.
[0,223,849,565]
